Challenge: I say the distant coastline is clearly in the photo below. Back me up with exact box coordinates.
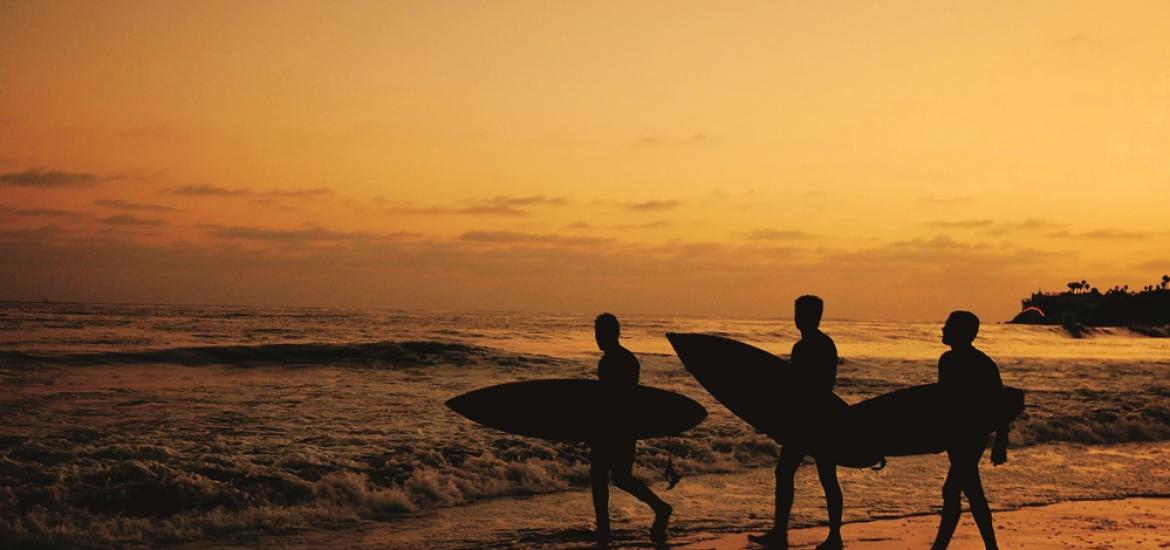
[1009,275,1170,336]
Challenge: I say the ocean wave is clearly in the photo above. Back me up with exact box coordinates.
[4,407,1170,548]
[0,426,780,548]
[1013,401,1170,446]
[0,340,558,369]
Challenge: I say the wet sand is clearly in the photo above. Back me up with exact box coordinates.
[678,497,1170,549]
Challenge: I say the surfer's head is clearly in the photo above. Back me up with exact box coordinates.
[943,310,979,347]
[794,295,823,332]
[594,313,620,350]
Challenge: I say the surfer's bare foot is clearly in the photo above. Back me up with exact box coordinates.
[815,533,843,550]
[747,530,787,548]
[650,503,672,543]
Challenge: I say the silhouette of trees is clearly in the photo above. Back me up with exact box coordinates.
[1014,275,1170,326]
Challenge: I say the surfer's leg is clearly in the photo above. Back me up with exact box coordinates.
[931,451,964,550]
[815,460,843,548]
[609,440,671,542]
[960,448,998,550]
[612,467,668,511]
[589,445,611,542]
[614,471,672,544]
[610,441,663,506]
[753,446,804,546]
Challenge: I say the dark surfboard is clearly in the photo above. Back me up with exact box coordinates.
[445,379,708,442]
[666,333,1025,467]
[848,383,1026,456]
[666,332,881,468]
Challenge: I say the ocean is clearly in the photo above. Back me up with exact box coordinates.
[2,303,1169,548]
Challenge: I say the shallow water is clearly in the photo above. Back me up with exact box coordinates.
[1,303,1168,548]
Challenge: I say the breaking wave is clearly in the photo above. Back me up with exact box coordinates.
[0,340,557,369]
[5,399,1170,548]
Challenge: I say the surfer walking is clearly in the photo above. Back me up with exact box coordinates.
[589,313,672,547]
[750,295,844,550]
[930,311,1009,550]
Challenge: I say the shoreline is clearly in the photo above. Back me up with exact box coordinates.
[676,497,1170,549]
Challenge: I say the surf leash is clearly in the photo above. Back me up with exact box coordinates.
[664,437,681,490]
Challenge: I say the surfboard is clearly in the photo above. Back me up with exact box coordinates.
[666,333,1025,467]
[445,379,708,442]
[665,332,881,468]
[847,383,1025,456]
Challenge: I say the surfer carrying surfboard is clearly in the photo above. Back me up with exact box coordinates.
[749,295,844,550]
[589,313,672,547]
[930,310,1009,550]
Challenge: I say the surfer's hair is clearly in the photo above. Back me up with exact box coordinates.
[795,295,823,321]
[947,310,980,341]
[595,313,620,336]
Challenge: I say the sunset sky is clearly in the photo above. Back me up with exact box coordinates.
[2,1,1168,320]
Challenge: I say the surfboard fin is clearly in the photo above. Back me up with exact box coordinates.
[664,456,681,490]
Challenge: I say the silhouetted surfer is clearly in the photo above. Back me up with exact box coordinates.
[750,295,843,550]
[590,313,672,547]
[931,311,1009,550]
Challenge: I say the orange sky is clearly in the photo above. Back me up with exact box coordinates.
[2,1,1168,320]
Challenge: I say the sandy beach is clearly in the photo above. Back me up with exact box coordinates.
[679,498,1170,549]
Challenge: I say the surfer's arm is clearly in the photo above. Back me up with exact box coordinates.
[936,352,951,384]
[989,356,1008,465]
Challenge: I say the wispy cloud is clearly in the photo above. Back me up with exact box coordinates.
[95,199,185,213]
[999,219,1062,231]
[101,215,167,227]
[623,199,681,211]
[455,205,529,216]
[1136,259,1170,270]
[923,219,994,229]
[922,218,1066,236]
[0,225,62,241]
[633,133,712,147]
[459,230,612,246]
[171,184,250,196]
[563,220,670,230]
[1052,32,1103,53]
[0,168,100,187]
[383,195,569,217]
[1048,229,1145,240]
[617,220,670,230]
[469,195,567,207]
[744,229,813,240]
[169,184,331,198]
[0,206,80,218]
[200,224,415,244]
[263,188,333,198]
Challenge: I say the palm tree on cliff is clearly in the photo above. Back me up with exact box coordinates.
[1162,274,1169,290]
